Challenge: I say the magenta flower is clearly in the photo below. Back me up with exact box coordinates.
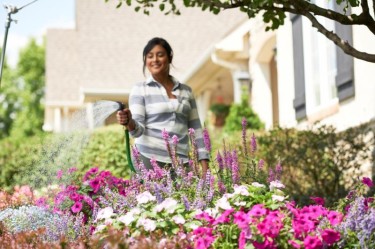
[248,204,268,217]
[327,210,343,225]
[303,235,322,249]
[233,210,250,229]
[71,201,83,213]
[362,177,374,188]
[321,228,340,246]
[89,178,102,193]
[310,196,325,206]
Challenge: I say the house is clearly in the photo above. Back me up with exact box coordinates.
[45,0,375,139]
[44,0,247,132]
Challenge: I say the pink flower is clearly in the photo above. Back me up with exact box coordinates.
[310,196,325,206]
[68,167,77,174]
[238,230,246,249]
[233,211,250,229]
[213,209,234,225]
[248,204,268,217]
[89,178,102,193]
[362,177,374,188]
[288,240,301,248]
[71,201,83,213]
[321,229,340,246]
[303,235,323,249]
[327,210,343,226]
[195,212,215,225]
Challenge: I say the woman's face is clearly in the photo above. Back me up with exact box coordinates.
[145,45,170,77]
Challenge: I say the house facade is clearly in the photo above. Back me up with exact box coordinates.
[45,0,375,136]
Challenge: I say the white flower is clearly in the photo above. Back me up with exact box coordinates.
[252,182,266,188]
[204,207,219,217]
[137,217,156,231]
[272,194,285,202]
[136,191,156,204]
[96,207,114,221]
[216,196,232,210]
[234,201,246,206]
[233,185,250,196]
[94,224,107,234]
[118,213,136,226]
[172,215,186,224]
[154,198,178,213]
[270,181,285,190]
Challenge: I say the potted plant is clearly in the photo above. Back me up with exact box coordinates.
[209,103,231,126]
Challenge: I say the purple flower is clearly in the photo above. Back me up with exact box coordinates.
[203,127,211,153]
[362,177,374,188]
[258,159,265,170]
[250,133,257,153]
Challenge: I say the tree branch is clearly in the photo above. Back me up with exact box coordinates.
[303,10,375,63]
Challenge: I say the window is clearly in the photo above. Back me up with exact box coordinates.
[302,0,338,114]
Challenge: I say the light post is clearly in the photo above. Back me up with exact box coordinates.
[0,0,39,88]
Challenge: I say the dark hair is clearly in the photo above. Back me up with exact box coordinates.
[142,37,173,75]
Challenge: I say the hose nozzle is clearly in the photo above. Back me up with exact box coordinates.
[116,101,125,111]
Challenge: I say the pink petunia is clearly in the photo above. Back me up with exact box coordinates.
[89,177,102,193]
[71,201,83,213]
[327,210,343,226]
[362,177,374,188]
[321,229,340,246]
[310,196,325,206]
[248,204,268,217]
[233,211,250,229]
[303,235,323,249]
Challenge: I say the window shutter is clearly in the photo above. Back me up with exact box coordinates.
[291,14,306,120]
[334,4,355,101]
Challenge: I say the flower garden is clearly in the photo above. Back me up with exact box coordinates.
[0,119,374,249]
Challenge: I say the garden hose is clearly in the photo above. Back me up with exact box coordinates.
[116,102,136,173]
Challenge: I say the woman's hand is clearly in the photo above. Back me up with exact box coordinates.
[116,109,135,130]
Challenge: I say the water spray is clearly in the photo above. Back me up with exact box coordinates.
[116,101,136,173]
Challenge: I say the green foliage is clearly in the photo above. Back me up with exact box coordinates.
[209,103,230,116]
[0,125,132,190]
[0,56,19,140]
[10,38,45,139]
[78,125,131,178]
[223,86,264,133]
[257,122,374,206]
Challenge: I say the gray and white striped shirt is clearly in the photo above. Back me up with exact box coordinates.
[129,76,209,164]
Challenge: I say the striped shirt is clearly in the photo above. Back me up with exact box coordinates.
[129,76,209,163]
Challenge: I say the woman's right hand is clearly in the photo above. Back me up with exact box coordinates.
[116,108,132,126]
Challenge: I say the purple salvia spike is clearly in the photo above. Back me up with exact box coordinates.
[268,168,275,183]
[231,150,239,184]
[275,161,282,180]
[258,159,265,170]
[182,195,191,211]
[203,127,212,153]
[216,151,224,171]
[251,133,257,154]
[218,180,226,194]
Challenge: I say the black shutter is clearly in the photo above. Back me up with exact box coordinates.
[291,14,306,120]
[334,4,355,101]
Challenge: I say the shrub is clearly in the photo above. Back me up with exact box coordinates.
[257,122,374,206]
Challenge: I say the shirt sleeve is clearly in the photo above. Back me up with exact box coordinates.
[128,83,145,138]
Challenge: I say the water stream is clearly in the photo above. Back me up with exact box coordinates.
[21,100,122,189]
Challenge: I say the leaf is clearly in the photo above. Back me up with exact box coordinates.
[159,3,165,11]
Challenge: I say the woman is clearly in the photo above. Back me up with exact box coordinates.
[117,37,209,177]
